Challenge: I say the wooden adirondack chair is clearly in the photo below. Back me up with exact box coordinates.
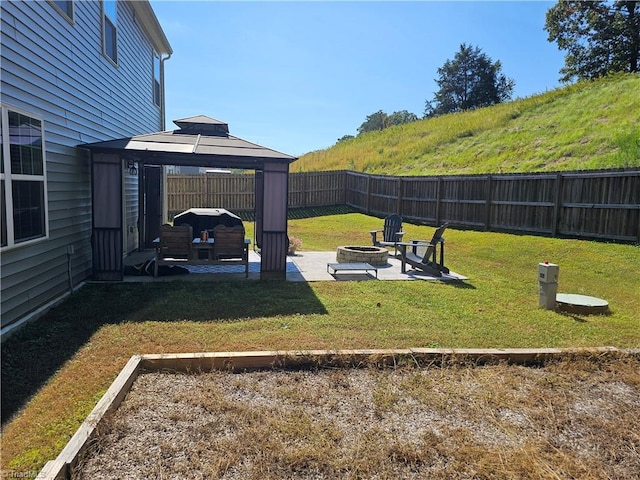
[399,223,450,277]
[370,214,405,256]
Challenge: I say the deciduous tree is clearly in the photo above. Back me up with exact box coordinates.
[336,134,355,144]
[357,110,388,135]
[357,110,419,135]
[544,1,639,82]
[387,110,419,127]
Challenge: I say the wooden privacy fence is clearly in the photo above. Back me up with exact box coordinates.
[167,171,347,216]
[167,174,255,214]
[167,169,640,243]
[347,169,640,243]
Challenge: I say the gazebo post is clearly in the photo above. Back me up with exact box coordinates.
[254,171,264,249]
[91,153,124,280]
[259,162,289,280]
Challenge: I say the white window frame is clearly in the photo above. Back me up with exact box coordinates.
[0,105,50,251]
[102,0,118,65]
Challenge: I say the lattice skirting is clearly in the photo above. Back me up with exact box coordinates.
[185,261,300,274]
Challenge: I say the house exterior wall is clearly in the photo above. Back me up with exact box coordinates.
[1,0,169,328]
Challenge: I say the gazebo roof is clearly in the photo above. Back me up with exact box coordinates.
[82,116,297,170]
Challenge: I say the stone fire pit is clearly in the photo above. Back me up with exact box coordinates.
[336,245,389,266]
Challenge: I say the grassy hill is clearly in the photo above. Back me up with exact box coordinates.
[293,73,640,175]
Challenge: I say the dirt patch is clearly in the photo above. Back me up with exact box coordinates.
[75,356,640,479]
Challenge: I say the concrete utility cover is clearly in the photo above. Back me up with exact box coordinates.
[556,293,609,314]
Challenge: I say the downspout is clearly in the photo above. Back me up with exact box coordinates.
[160,52,171,130]
[160,52,171,223]
[67,245,74,292]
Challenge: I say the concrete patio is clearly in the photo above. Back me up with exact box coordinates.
[122,250,467,283]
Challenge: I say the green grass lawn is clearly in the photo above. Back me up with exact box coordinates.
[2,213,639,473]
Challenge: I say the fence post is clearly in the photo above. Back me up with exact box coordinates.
[397,177,404,215]
[366,173,372,214]
[341,170,347,205]
[436,177,443,225]
[485,175,492,231]
[303,173,309,208]
[552,173,563,237]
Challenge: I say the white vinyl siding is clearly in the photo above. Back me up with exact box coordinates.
[0,0,164,328]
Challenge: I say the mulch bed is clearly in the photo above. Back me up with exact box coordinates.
[75,355,640,479]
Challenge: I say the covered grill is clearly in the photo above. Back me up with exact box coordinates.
[173,208,243,235]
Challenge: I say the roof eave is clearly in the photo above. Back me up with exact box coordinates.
[81,143,298,167]
[130,1,173,55]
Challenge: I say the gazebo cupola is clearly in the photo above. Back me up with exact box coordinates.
[173,115,230,136]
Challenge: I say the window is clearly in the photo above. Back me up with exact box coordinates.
[103,0,117,64]
[50,0,73,20]
[0,106,49,249]
[153,52,161,106]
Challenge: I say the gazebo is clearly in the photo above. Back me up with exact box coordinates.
[83,116,297,280]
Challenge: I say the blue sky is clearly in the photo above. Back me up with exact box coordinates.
[151,1,566,156]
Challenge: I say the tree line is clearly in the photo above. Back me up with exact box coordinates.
[343,0,639,142]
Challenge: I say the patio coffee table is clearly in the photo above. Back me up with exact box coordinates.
[327,262,378,278]
[192,238,215,260]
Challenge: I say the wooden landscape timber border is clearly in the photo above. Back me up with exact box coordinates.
[167,168,640,243]
[39,346,639,480]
